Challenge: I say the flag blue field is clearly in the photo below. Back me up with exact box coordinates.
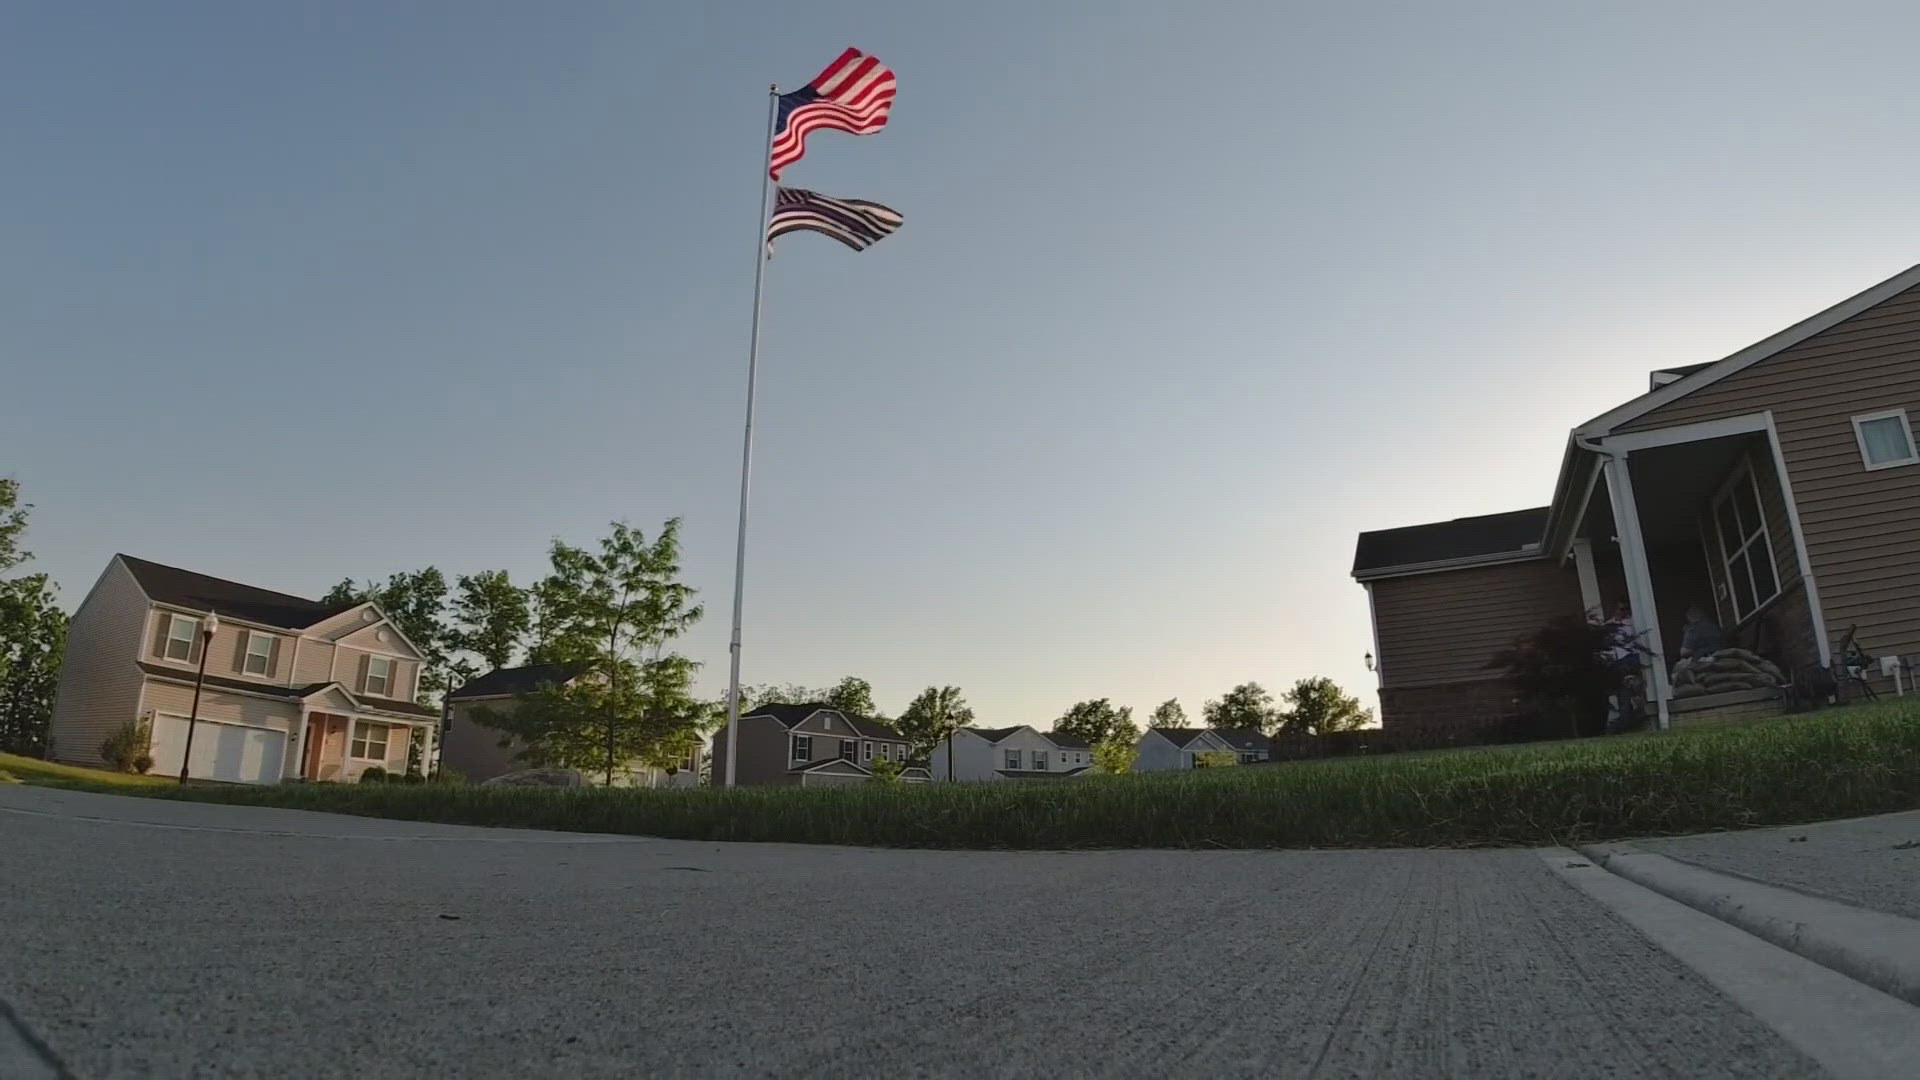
[768,48,896,180]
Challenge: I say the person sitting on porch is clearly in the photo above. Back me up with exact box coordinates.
[1679,603,1726,659]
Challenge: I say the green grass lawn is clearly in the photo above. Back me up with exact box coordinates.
[14,701,1920,848]
[0,752,171,790]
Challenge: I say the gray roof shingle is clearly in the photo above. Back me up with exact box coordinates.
[120,554,346,629]
[448,664,579,701]
[1351,508,1549,576]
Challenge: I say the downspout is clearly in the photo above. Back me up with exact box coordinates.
[1576,434,1672,731]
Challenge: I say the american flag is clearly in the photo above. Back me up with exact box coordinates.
[769,48,896,180]
[767,187,902,252]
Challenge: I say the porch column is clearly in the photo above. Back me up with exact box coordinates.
[290,712,311,781]
[1570,539,1603,618]
[1601,450,1673,730]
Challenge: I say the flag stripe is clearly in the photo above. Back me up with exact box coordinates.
[767,187,903,252]
[768,48,896,179]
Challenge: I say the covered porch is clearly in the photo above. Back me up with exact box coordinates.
[1555,412,1830,727]
[292,686,435,782]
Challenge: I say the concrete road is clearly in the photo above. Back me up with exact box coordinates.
[0,786,1843,1078]
[1638,811,1920,921]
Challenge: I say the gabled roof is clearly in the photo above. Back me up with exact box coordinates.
[960,726,1026,743]
[119,554,345,629]
[1351,509,1549,579]
[448,664,579,701]
[1210,728,1270,752]
[1147,727,1218,749]
[745,702,905,740]
[788,757,872,775]
[1043,730,1091,749]
[135,662,438,718]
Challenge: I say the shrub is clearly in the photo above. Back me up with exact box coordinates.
[1193,750,1239,769]
[431,765,467,786]
[132,753,154,775]
[358,766,389,784]
[868,756,903,786]
[1487,615,1631,740]
[1091,738,1138,774]
[100,719,151,772]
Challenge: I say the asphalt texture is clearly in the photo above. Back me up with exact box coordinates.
[0,786,1824,1079]
[1638,811,1920,920]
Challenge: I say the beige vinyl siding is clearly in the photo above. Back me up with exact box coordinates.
[176,619,291,686]
[334,621,423,659]
[1371,560,1585,687]
[142,680,303,778]
[292,638,337,685]
[1618,282,1920,659]
[47,559,153,766]
[334,645,416,701]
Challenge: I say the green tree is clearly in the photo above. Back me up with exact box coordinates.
[1091,737,1138,774]
[1148,698,1186,729]
[896,685,974,775]
[867,754,904,786]
[0,479,66,757]
[743,676,881,718]
[491,520,704,784]
[1193,750,1239,768]
[821,675,881,719]
[1276,676,1373,735]
[449,569,529,670]
[1203,682,1276,732]
[1053,698,1138,746]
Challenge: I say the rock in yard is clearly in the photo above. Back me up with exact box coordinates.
[481,767,585,788]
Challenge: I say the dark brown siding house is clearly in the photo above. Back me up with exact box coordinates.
[1358,263,1920,736]
[710,703,928,787]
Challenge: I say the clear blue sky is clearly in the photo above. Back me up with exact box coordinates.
[8,2,1920,725]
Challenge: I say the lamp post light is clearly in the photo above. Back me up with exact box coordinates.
[1364,652,1375,673]
[178,612,220,784]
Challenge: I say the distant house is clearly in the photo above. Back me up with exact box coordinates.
[49,555,438,784]
[1357,264,1920,734]
[1133,727,1238,772]
[929,726,1093,782]
[442,663,700,786]
[709,703,924,787]
[1210,728,1272,764]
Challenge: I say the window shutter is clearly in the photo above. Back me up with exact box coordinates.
[151,613,171,658]
[267,637,282,679]
[356,653,371,693]
[188,621,204,665]
[233,629,250,673]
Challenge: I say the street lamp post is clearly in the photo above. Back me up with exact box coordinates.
[178,612,220,784]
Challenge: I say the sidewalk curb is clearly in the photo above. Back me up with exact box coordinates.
[1578,842,1920,1007]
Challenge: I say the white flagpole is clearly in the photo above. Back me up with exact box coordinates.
[723,86,780,788]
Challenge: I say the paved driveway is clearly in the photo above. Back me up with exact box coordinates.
[0,786,1822,1078]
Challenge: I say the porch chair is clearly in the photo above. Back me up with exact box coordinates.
[1832,625,1879,704]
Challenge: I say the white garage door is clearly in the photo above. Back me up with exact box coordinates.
[150,715,287,785]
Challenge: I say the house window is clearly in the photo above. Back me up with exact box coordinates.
[164,615,199,661]
[365,656,394,696]
[243,632,274,676]
[863,741,873,762]
[792,735,812,762]
[1852,410,1919,470]
[1241,752,1259,764]
[1712,464,1781,622]
[840,739,856,761]
[1005,749,1021,770]
[350,722,389,761]
[1032,751,1048,771]
[878,743,890,762]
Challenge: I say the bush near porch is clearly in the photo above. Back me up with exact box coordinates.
[28,702,1920,849]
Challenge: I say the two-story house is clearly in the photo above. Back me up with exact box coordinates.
[929,726,1094,781]
[49,555,439,784]
[709,703,928,786]
[1133,727,1240,772]
[442,663,702,786]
